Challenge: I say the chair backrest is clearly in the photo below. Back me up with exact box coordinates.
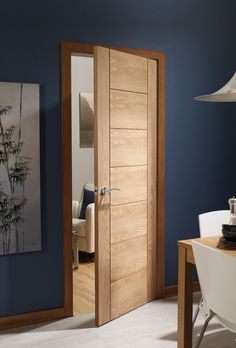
[198,210,230,237]
[192,241,236,332]
[80,183,94,202]
[72,184,94,219]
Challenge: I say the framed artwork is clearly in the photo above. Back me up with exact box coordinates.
[79,92,94,148]
[0,82,41,255]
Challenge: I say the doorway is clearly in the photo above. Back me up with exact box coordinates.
[71,54,95,316]
[61,41,166,325]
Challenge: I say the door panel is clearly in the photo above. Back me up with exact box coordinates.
[110,166,147,205]
[147,60,158,300]
[95,47,157,326]
[110,50,147,93]
[110,90,147,129]
[94,47,111,325]
[111,201,147,243]
[110,129,147,167]
[111,235,147,281]
[111,270,147,320]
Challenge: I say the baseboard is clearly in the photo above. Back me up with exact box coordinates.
[0,282,200,330]
[164,282,200,298]
[0,307,69,331]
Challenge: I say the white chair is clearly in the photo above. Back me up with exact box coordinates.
[198,210,230,237]
[192,241,236,347]
[193,210,230,325]
[72,184,95,269]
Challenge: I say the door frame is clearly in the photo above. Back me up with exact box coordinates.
[61,41,166,318]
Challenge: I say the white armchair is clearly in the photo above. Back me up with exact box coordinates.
[72,185,95,269]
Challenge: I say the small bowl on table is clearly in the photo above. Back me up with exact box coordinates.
[222,224,236,242]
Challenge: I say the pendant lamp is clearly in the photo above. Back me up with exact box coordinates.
[194,72,236,102]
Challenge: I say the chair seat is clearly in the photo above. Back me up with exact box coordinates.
[72,218,86,237]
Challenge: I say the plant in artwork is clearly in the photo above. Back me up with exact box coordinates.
[0,84,31,254]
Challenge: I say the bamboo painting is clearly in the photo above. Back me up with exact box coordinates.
[0,82,41,255]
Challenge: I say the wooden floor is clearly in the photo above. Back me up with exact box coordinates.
[73,259,95,315]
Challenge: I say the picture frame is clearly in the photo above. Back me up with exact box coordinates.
[79,92,94,148]
[0,82,41,255]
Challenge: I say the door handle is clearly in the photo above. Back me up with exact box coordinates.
[101,187,120,195]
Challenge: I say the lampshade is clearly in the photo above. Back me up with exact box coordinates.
[194,72,236,102]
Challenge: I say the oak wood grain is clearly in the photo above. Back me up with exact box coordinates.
[147,59,157,301]
[110,166,147,205]
[94,46,111,326]
[111,235,147,281]
[0,308,66,331]
[110,129,147,167]
[111,270,147,319]
[61,42,73,318]
[110,89,147,129]
[156,54,166,299]
[110,49,147,93]
[178,246,193,348]
[178,236,236,261]
[73,262,95,315]
[111,201,147,244]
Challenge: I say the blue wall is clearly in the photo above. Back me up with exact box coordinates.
[0,0,236,315]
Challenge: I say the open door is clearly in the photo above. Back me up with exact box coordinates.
[95,47,157,326]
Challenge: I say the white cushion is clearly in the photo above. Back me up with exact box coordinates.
[72,218,86,237]
[72,200,81,218]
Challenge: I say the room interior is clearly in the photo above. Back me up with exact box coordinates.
[1,1,236,347]
[71,54,95,316]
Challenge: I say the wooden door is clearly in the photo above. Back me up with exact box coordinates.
[95,47,157,326]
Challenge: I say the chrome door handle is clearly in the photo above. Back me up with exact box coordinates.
[101,187,120,195]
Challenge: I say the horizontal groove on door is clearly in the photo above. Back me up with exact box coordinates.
[110,166,147,205]
[110,199,147,207]
[110,129,147,167]
[111,127,147,131]
[110,164,149,169]
[111,201,147,244]
[110,89,147,130]
[111,233,147,246]
[111,235,147,282]
[111,269,147,320]
[110,49,148,93]
[110,87,147,95]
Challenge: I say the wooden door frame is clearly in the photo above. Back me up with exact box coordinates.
[61,41,166,318]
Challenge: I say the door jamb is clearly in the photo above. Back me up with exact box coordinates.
[61,41,166,318]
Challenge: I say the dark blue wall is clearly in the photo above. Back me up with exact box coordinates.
[0,0,236,315]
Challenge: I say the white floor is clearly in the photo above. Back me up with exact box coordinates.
[0,293,236,348]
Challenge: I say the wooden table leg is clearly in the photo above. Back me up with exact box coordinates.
[178,246,193,348]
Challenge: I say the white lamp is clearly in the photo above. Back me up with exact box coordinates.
[194,72,236,102]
